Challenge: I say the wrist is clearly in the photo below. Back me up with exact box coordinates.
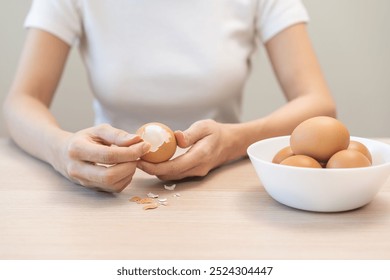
[44,127,73,172]
[223,120,266,160]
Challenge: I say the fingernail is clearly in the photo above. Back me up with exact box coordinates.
[175,130,186,143]
[129,134,140,140]
[125,134,141,143]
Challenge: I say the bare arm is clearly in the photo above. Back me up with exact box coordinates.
[226,23,337,159]
[4,29,71,162]
[260,22,336,134]
[3,29,149,192]
[138,23,336,180]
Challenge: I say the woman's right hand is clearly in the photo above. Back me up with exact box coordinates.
[52,124,151,193]
[3,30,149,193]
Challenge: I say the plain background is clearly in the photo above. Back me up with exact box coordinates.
[0,0,389,137]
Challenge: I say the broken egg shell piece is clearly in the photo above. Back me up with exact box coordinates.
[159,201,169,206]
[129,196,142,202]
[147,192,159,198]
[137,197,155,204]
[164,184,176,191]
[143,203,159,210]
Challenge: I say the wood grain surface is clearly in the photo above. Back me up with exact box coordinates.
[1,138,390,259]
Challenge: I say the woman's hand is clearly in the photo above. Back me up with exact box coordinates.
[137,119,243,181]
[53,124,150,192]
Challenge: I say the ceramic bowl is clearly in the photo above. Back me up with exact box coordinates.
[247,136,390,212]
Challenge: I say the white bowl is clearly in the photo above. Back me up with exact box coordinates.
[247,136,390,212]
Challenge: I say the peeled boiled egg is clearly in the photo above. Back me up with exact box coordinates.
[326,150,371,168]
[347,140,372,164]
[290,116,350,162]
[272,146,294,164]
[136,122,177,163]
[280,155,322,168]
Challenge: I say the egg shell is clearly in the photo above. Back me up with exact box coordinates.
[290,116,350,162]
[136,122,177,163]
[280,155,322,168]
[347,140,372,163]
[272,146,294,164]
[326,149,371,168]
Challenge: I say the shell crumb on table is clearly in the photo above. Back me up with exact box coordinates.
[129,185,180,210]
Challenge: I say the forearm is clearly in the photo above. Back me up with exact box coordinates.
[227,93,336,159]
[225,23,338,157]
[3,29,74,167]
[3,94,71,166]
[4,93,152,192]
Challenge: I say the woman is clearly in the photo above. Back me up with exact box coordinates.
[3,0,336,192]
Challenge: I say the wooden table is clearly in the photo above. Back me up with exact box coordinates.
[1,138,390,260]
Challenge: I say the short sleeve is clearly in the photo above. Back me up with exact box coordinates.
[24,0,82,46]
[257,0,309,43]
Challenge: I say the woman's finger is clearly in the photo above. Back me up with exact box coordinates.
[156,163,210,181]
[175,120,214,148]
[68,140,150,164]
[67,160,137,191]
[137,142,210,177]
[74,173,133,193]
[90,124,142,147]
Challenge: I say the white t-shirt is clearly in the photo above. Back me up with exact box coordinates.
[24,0,309,132]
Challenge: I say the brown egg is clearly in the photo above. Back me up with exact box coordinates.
[136,122,177,163]
[272,146,294,164]
[347,140,372,163]
[280,155,322,168]
[326,150,371,168]
[290,116,350,162]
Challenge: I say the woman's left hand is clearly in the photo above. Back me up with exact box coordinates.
[137,119,241,181]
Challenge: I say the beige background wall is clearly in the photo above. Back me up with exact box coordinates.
[1,0,389,137]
